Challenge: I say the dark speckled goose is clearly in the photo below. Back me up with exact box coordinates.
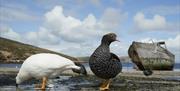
[89,33,122,90]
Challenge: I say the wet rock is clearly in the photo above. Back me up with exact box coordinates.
[0,74,180,91]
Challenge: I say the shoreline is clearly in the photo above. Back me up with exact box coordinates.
[0,67,180,91]
[0,67,180,80]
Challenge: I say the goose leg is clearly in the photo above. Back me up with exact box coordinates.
[100,79,111,91]
[41,77,47,90]
[35,77,47,91]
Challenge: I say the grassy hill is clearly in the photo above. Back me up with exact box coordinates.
[0,37,78,63]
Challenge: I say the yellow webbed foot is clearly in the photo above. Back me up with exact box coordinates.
[35,77,47,91]
[100,79,111,91]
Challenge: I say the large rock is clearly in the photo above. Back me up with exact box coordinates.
[128,41,175,70]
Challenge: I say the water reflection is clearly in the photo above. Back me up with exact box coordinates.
[1,74,179,91]
[0,75,128,91]
[0,63,180,91]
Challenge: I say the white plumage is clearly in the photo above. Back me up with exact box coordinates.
[16,53,81,87]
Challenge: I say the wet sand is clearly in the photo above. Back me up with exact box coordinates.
[0,68,180,91]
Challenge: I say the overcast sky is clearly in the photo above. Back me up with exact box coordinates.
[0,0,180,62]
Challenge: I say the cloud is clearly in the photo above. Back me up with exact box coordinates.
[138,34,180,63]
[0,5,127,57]
[0,5,126,56]
[110,41,129,56]
[166,34,180,49]
[0,25,21,41]
[133,12,179,31]
[42,6,124,42]
[43,6,99,42]
[143,5,180,15]
[25,27,60,45]
[0,2,38,22]
[35,6,126,55]
[38,40,99,56]
[138,35,180,49]
[99,7,127,30]
[134,12,167,30]
[137,35,180,50]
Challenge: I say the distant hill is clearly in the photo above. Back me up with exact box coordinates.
[77,56,131,63]
[77,57,89,62]
[0,37,78,63]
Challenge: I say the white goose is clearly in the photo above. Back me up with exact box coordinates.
[16,53,87,90]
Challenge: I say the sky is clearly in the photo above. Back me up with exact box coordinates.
[0,0,180,62]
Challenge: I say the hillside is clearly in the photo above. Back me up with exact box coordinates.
[0,37,78,63]
[77,56,131,63]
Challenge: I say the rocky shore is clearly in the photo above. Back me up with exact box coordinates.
[0,67,180,91]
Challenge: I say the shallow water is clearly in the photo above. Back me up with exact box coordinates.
[0,74,180,91]
[0,63,180,91]
[0,75,123,91]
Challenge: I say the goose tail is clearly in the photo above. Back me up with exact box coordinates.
[72,62,87,76]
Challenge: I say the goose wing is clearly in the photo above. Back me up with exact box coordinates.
[110,52,122,71]
[110,53,120,62]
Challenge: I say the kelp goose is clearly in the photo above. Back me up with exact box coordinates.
[89,33,122,90]
[16,53,87,90]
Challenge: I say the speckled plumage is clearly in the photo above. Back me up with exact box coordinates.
[89,33,122,79]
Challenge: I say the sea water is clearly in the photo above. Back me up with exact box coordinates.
[0,62,180,91]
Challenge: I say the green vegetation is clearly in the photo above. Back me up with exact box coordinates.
[0,37,78,63]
